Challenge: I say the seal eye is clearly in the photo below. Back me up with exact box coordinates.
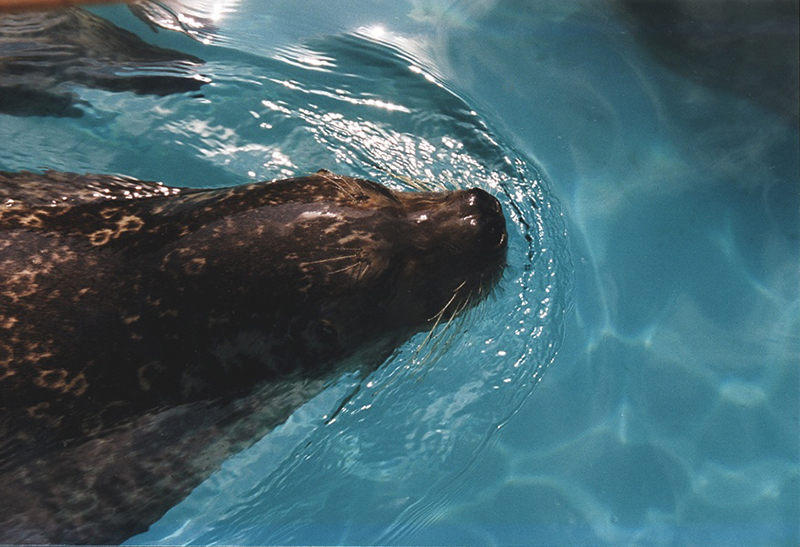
[316,320,338,346]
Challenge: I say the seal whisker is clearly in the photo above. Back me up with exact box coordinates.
[423,304,467,357]
[408,299,472,381]
[448,176,466,191]
[332,179,358,198]
[377,168,444,193]
[301,253,360,266]
[355,260,371,282]
[328,262,363,276]
[426,279,468,324]
[408,279,469,371]
[315,269,496,415]
[316,170,362,200]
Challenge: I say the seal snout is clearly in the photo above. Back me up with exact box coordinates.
[460,188,508,251]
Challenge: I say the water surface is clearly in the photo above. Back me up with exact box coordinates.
[1,0,797,545]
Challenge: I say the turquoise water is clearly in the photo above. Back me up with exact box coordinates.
[2,1,798,546]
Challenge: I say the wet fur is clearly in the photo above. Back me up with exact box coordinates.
[0,169,506,543]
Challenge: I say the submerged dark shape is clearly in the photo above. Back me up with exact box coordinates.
[0,169,507,544]
[618,0,799,125]
[0,7,206,117]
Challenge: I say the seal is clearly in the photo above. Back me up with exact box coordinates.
[0,169,507,544]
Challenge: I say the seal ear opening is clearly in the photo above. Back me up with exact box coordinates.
[316,319,339,347]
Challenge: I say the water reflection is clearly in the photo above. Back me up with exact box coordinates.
[130,0,240,43]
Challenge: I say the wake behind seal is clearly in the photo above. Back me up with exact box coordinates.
[0,7,206,117]
[0,169,507,544]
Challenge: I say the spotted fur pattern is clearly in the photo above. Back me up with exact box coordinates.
[0,169,506,543]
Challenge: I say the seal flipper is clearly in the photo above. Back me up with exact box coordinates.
[0,170,187,208]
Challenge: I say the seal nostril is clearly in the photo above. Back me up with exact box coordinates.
[480,215,507,250]
[462,188,507,250]
[464,188,502,216]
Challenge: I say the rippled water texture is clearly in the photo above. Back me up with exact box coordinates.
[3,1,571,544]
[1,0,797,545]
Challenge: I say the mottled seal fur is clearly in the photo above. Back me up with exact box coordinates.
[0,169,506,543]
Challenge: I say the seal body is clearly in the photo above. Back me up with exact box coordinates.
[0,169,506,543]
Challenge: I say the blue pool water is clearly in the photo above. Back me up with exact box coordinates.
[1,0,798,545]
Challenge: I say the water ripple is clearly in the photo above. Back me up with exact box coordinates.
[125,29,572,546]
